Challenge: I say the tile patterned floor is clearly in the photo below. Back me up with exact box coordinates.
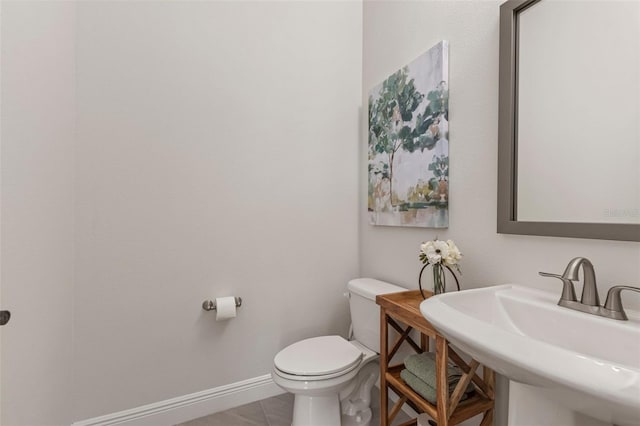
[176,387,411,426]
[176,392,293,426]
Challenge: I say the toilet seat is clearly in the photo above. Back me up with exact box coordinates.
[274,336,363,381]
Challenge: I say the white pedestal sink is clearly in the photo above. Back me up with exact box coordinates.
[420,285,640,426]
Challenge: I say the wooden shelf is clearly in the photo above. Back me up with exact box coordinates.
[377,290,495,426]
[385,366,494,425]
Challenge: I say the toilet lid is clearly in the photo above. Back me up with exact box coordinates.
[274,336,363,376]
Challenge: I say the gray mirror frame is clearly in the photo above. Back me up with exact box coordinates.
[497,0,640,242]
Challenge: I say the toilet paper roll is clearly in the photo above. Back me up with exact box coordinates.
[215,297,237,321]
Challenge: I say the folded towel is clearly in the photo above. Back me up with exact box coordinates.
[404,352,457,384]
[401,369,471,406]
[401,369,439,404]
[404,352,474,394]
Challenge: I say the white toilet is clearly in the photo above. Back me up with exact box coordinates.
[271,278,406,426]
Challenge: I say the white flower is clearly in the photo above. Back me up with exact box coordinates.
[420,239,450,265]
[443,239,462,266]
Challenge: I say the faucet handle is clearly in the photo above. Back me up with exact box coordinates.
[603,285,640,321]
[539,272,577,302]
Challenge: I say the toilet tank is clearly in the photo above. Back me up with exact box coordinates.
[347,278,406,353]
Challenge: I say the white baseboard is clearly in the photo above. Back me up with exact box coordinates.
[72,374,283,426]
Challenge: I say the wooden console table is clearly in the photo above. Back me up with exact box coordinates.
[376,290,495,426]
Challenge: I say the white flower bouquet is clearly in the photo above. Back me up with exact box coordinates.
[418,238,462,298]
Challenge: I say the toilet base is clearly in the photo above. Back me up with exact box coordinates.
[340,361,378,426]
[341,407,372,426]
[292,394,341,426]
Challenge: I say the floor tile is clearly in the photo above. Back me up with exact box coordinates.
[177,386,413,426]
[260,392,293,426]
[177,400,269,426]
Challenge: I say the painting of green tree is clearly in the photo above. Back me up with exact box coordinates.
[368,41,449,227]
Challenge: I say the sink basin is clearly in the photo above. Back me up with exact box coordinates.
[420,284,640,425]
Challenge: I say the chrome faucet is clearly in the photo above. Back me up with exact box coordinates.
[539,257,639,321]
[559,257,599,306]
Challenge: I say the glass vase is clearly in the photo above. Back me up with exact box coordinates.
[432,263,446,295]
[418,263,460,299]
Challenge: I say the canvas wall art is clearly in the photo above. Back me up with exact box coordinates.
[368,41,449,228]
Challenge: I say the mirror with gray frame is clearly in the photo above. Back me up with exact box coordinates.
[497,0,639,241]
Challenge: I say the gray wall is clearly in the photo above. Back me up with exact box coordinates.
[73,1,362,420]
[1,2,76,424]
[2,0,361,423]
[74,2,362,419]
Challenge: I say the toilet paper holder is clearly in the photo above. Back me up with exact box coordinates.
[202,297,242,311]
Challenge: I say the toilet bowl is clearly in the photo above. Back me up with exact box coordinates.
[272,336,378,426]
[271,278,406,426]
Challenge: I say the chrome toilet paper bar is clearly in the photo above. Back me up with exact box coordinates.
[202,297,242,311]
